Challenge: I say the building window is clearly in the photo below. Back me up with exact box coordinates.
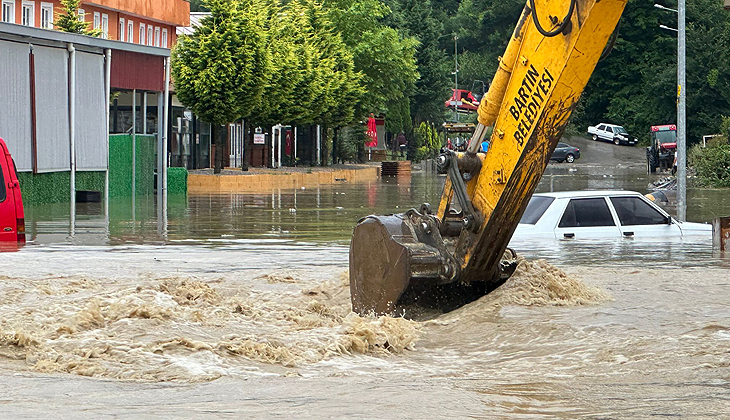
[101,13,108,39]
[154,26,160,47]
[118,18,124,41]
[21,1,34,27]
[127,20,133,43]
[77,8,84,22]
[93,12,100,30]
[40,2,53,29]
[139,23,145,45]
[147,25,153,46]
[1,1,14,24]
[161,28,168,48]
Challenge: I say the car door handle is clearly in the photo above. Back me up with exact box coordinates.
[623,231,634,237]
[3,227,11,232]
[563,233,575,238]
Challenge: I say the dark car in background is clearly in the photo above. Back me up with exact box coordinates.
[550,142,581,163]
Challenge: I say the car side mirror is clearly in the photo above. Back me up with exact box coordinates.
[665,215,673,225]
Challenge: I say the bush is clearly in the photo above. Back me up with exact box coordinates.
[411,122,441,162]
[689,136,730,188]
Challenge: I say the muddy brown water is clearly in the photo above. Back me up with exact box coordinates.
[2,139,730,418]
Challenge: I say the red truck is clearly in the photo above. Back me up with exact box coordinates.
[646,125,677,174]
[0,137,25,248]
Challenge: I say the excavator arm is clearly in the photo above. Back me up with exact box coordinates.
[350,0,627,315]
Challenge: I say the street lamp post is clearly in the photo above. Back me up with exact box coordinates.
[677,0,687,222]
[655,2,686,222]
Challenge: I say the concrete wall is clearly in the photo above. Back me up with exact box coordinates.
[188,167,380,194]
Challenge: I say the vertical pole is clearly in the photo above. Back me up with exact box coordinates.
[104,49,111,224]
[142,91,147,134]
[294,126,298,166]
[677,0,687,222]
[277,125,282,169]
[68,43,76,237]
[157,93,165,236]
[161,57,170,236]
[454,35,459,123]
[132,89,137,207]
[271,126,275,168]
[316,125,321,166]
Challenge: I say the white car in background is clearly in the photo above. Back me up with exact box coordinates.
[587,123,638,145]
[513,191,711,240]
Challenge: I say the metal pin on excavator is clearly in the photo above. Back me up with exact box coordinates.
[349,0,628,315]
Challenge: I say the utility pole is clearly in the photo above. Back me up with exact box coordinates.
[677,0,686,222]
[655,2,686,221]
[454,34,459,122]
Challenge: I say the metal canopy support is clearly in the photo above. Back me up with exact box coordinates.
[104,48,111,224]
[142,91,147,135]
[277,125,282,169]
[132,89,137,208]
[68,42,76,237]
[316,125,321,166]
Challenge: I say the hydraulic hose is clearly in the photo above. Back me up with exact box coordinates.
[529,0,576,37]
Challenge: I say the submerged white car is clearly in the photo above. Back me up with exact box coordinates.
[513,191,711,240]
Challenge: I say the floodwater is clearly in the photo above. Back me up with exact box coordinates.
[2,138,730,418]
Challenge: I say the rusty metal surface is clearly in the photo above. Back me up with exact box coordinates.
[712,217,730,251]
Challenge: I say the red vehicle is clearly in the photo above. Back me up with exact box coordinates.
[646,125,677,174]
[445,89,480,113]
[0,137,25,249]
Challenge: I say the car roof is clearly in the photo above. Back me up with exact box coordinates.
[597,123,623,128]
[533,190,643,199]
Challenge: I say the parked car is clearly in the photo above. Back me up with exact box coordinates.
[587,123,638,145]
[550,142,580,163]
[512,190,710,240]
[0,137,25,248]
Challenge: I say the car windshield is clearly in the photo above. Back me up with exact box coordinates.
[654,130,676,144]
[520,196,554,225]
[614,126,627,134]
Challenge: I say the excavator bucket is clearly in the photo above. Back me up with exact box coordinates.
[349,210,452,315]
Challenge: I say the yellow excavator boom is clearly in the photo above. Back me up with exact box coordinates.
[350,0,628,315]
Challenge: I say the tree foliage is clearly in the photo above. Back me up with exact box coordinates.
[172,0,269,126]
[172,0,269,172]
[55,0,102,37]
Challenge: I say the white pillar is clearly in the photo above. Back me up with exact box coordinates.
[271,126,275,168]
[294,126,298,165]
[142,91,147,134]
[104,49,111,223]
[162,57,170,202]
[316,125,321,166]
[277,125,282,169]
[68,43,76,237]
[132,89,137,204]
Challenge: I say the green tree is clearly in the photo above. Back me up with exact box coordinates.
[55,0,102,37]
[385,0,452,124]
[324,0,419,117]
[172,0,270,173]
[189,0,210,12]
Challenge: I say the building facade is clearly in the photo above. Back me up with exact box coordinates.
[0,0,188,47]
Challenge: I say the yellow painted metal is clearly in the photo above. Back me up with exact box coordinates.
[447,0,628,277]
